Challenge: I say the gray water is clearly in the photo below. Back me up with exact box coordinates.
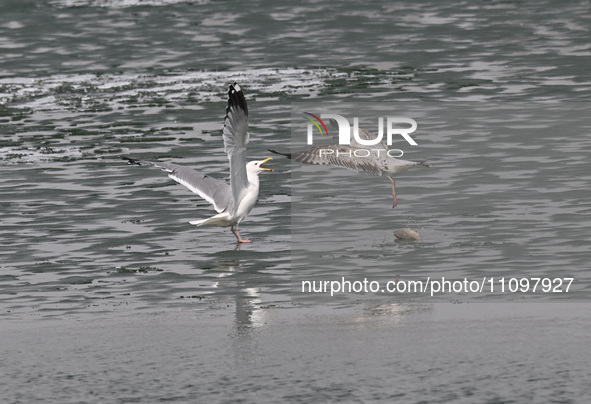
[1,0,591,402]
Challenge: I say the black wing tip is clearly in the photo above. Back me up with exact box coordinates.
[267,149,292,159]
[227,82,248,116]
[121,155,141,165]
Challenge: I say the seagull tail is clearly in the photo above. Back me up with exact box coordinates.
[189,218,207,226]
[267,149,292,159]
[190,213,230,227]
[416,161,431,168]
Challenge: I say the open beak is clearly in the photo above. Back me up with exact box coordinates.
[260,157,273,172]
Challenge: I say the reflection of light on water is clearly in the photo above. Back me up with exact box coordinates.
[48,0,210,8]
[3,68,336,112]
[0,146,82,163]
[205,258,269,329]
[240,287,266,329]
[205,259,268,328]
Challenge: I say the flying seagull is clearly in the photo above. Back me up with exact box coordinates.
[269,128,429,208]
[123,83,273,243]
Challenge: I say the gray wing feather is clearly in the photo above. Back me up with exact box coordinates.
[123,157,232,213]
[291,145,384,176]
[223,83,250,207]
[270,124,431,178]
[283,127,391,175]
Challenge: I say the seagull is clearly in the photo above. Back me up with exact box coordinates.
[123,83,273,243]
[269,128,430,208]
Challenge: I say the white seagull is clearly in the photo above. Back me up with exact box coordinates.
[269,128,430,208]
[123,83,273,243]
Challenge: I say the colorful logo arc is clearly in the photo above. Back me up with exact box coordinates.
[303,112,329,137]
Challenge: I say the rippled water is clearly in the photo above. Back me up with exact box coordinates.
[1,0,591,402]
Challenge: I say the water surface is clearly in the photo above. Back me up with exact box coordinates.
[1,0,590,402]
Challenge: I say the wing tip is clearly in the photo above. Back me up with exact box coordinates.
[268,149,292,159]
[121,155,142,165]
[231,82,241,92]
[227,82,248,116]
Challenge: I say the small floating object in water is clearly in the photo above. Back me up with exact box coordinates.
[394,228,421,241]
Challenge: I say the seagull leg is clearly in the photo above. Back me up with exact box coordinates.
[231,224,252,243]
[389,177,398,208]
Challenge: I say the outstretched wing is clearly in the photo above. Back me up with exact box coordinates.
[268,127,391,176]
[122,157,232,213]
[223,83,250,208]
[289,145,384,176]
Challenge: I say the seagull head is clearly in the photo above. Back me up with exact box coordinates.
[247,157,273,175]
